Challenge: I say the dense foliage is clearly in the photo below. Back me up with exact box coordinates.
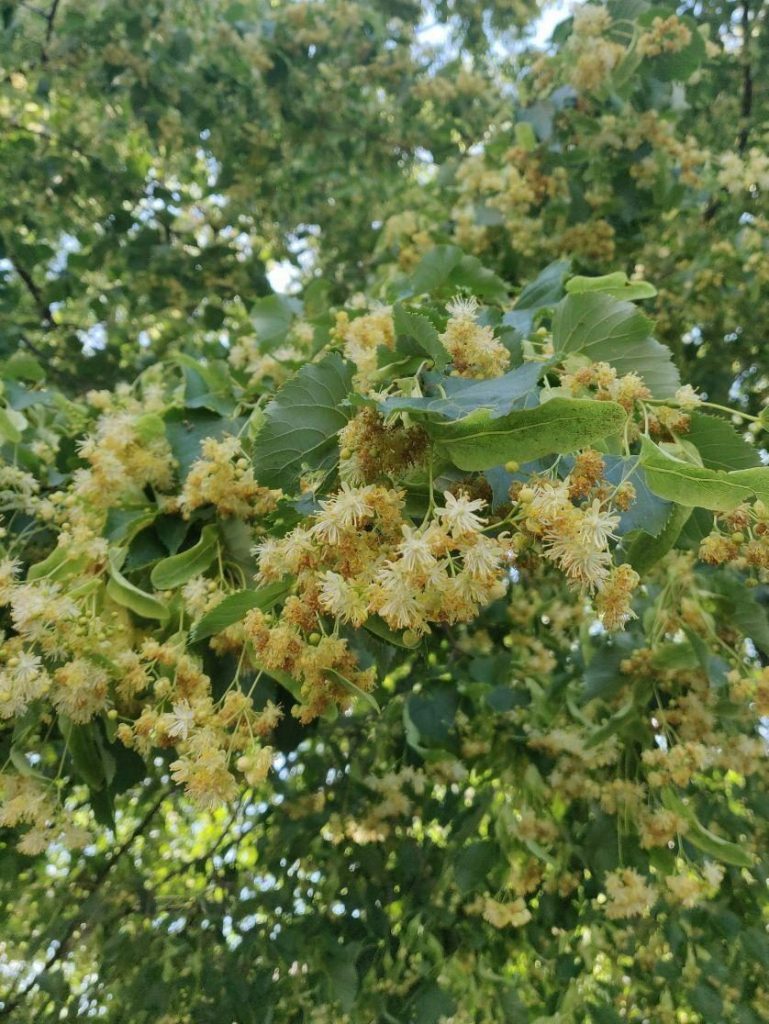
[2,1,769,1022]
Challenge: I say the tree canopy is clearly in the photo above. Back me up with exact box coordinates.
[2,1,769,1022]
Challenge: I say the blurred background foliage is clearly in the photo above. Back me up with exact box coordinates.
[2,1,769,1022]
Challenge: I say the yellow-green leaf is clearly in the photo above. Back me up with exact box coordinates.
[430,397,627,471]
[150,525,219,590]
[107,550,170,621]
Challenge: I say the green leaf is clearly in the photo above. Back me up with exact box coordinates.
[105,506,158,545]
[661,788,754,867]
[486,684,531,711]
[218,518,257,582]
[640,437,769,511]
[552,292,679,397]
[740,928,769,969]
[190,580,292,641]
[409,983,456,1024]
[682,627,729,688]
[454,841,499,894]
[12,703,43,748]
[404,245,507,303]
[176,354,235,416]
[252,352,354,490]
[59,717,115,793]
[505,259,571,335]
[514,120,537,151]
[150,525,219,590]
[251,293,299,344]
[106,550,170,621]
[676,506,714,549]
[405,685,458,747]
[597,455,672,537]
[165,411,247,479]
[123,528,166,571]
[585,697,639,748]
[363,615,420,648]
[624,502,692,573]
[684,412,761,471]
[1,353,44,382]
[133,413,167,444]
[406,245,463,295]
[380,362,541,421]
[708,573,769,655]
[566,271,657,301]
[583,633,639,701]
[325,668,380,713]
[253,661,338,722]
[589,1005,623,1024]
[155,515,189,554]
[27,545,90,582]
[0,406,27,443]
[325,954,358,1012]
[650,639,699,672]
[554,291,650,349]
[428,397,627,471]
[452,253,508,303]
[688,978,724,1019]
[392,303,448,370]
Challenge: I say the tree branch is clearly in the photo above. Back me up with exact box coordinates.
[41,0,62,63]
[8,257,54,326]
[0,789,169,1020]
[738,0,753,152]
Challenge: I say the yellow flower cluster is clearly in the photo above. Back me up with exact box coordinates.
[699,501,769,575]
[0,557,156,724]
[0,775,90,856]
[466,895,532,929]
[717,148,769,194]
[334,308,395,385]
[440,297,510,379]
[251,484,511,719]
[514,465,638,629]
[0,463,42,518]
[117,641,278,808]
[75,412,174,507]
[560,219,617,264]
[571,39,625,93]
[179,435,280,519]
[636,15,692,58]
[228,322,314,388]
[665,865,722,908]
[450,151,565,262]
[558,360,651,411]
[338,407,427,486]
[603,868,656,919]
[572,4,612,38]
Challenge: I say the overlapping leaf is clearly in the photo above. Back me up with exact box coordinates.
[252,353,354,490]
[552,292,679,397]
